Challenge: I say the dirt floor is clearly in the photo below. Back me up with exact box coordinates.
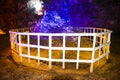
[0,34,120,80]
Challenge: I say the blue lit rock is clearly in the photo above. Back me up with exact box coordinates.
[33,10,72,33]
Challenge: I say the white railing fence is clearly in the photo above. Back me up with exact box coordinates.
[9,27,112,73]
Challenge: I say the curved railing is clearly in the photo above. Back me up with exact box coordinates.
[9,27,112,72]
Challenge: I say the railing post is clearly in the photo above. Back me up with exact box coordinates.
[49,35,52,69]
[106,33,111,60]
[76,35,81,69]
[18,34,22,62]
[27,34,30,63]
[62,35,65,69]
[98,35,102,65]
[90,34,96,73]
[37,34,40,65]
[90,29,92,40]
[10,33,13,53]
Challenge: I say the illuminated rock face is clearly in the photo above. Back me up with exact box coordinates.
[31,0,98,33]
[33,10,72,33]
[31,0,72,33]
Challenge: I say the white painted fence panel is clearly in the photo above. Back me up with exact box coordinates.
[9,27,112,73]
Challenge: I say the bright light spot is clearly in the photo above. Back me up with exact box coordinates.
[0,29,5,34]
[27,0,44,15]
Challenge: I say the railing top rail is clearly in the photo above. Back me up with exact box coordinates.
[9,27,112,35]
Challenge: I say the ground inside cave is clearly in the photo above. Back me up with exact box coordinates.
[0,33,120,80]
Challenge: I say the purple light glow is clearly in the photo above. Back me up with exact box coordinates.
[27,0,100,33]
[32,10,73,33]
